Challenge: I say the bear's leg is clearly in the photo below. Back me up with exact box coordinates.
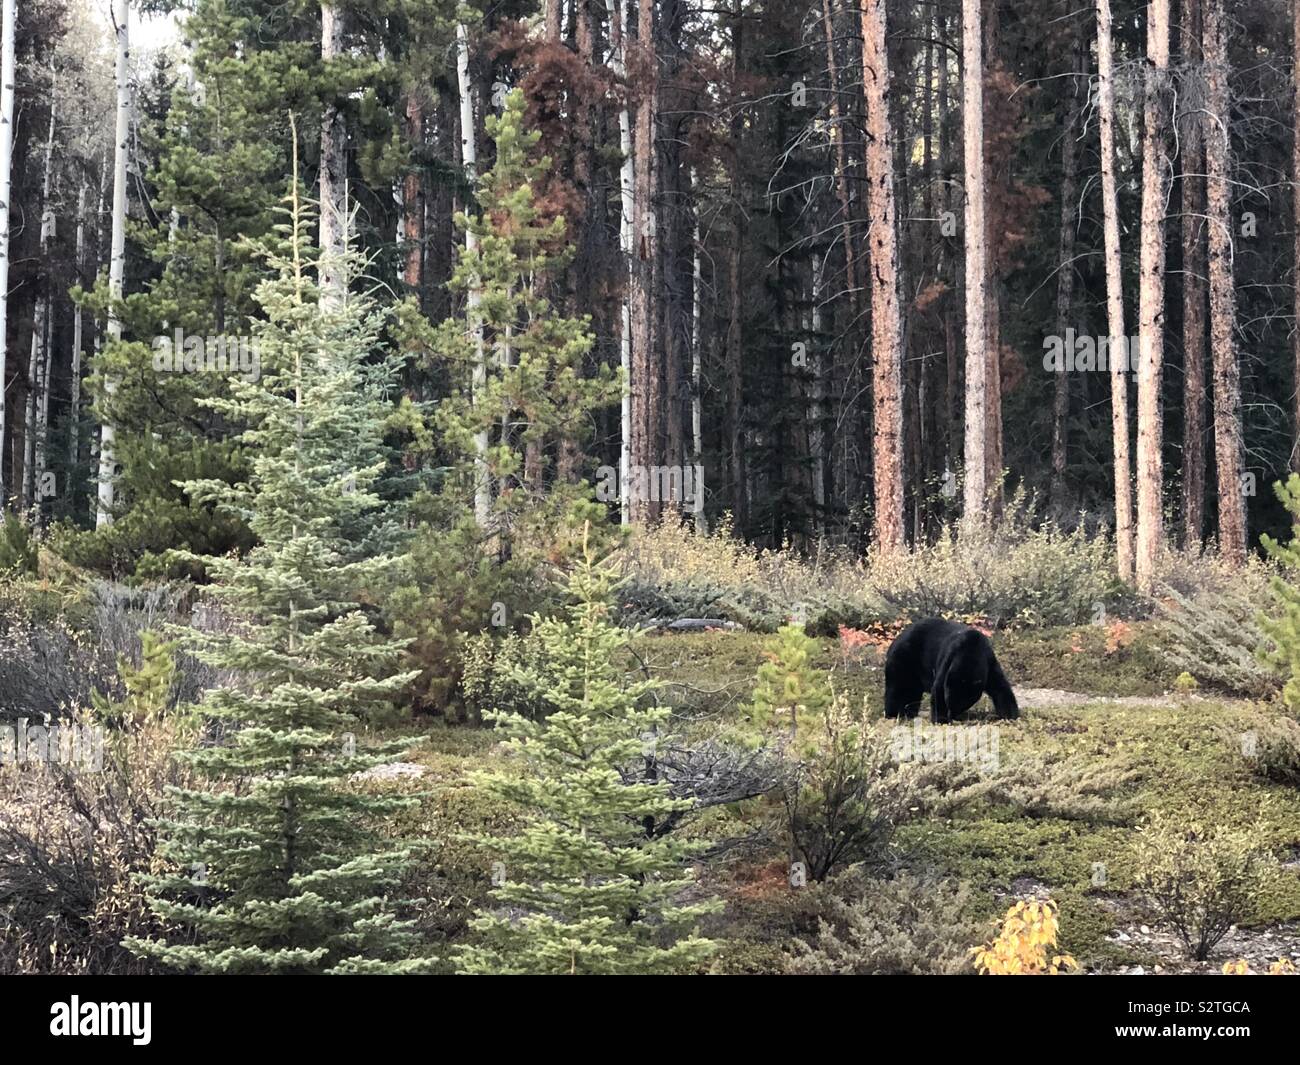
[930,672,950,724]
[985,658,1020,720]
[943,674,980,721]
[884,661,923,720]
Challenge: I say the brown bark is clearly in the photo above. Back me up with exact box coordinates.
[1136,0,1171,592]
[961,0,988,520]
[1098,0,1134,581]
[629,0,659,521]
[403,93,423,291]
[1204,0,1246,565]
[1183,0,1207,543]
[860,0,903,551]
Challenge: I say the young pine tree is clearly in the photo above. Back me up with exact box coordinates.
[389,87,619,712]
[1261,474,1300,709]
[91,629,180,727]
[124,160,430,974]
[744,622,832,742]
[454,533,717,975]
[425,86,619,513]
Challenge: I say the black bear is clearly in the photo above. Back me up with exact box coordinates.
[883,618,1019,724]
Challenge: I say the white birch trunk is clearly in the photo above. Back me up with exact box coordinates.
[610,0,635,525]
[457,23,491,529]
[319,4,347,308]
[70,180,85,472]
[97,0,130,528]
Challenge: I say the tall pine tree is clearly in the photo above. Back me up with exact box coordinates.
[125,145,430,974]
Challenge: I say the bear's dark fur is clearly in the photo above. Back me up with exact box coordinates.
[883,618,1019,724]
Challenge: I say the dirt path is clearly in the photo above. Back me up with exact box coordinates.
[1016,686,1187,710]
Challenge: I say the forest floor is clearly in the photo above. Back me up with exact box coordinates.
[376,622,1300,974]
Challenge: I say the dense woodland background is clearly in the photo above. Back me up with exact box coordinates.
[5,0,1300,978]
[1,0,1297,571]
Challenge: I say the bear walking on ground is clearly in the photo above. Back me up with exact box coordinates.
[883,618,1019,724]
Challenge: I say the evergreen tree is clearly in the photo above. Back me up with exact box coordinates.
[1261,474,1300,709]
[409,86,619,518]
[390,87,619,712]
[744,622,832,742]
[454,531,717,975]
[92,629,181,727]
[124,164,430,974]
[69,8,289,573]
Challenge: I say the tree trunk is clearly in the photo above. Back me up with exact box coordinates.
[1098,0,1134,581]
[0,0,12,507]
[960,0,988,521]
[1294,0,1300,473]
[629,0,658,522]
[1203,0,1245,565]
[403,92,423,292]
[1051,42,1082,505]
[26,71,56,519]
[690,166,706,534]
[860,0,903,551]
[1135,0,1171,592]
[982,6,1003,511]
[610,0,635,524]
[1182,0,1207,543]
[456,24,490,528]
[820,0,859,314]
[97,0,130,529]
[70,180,86,478]
[809,251,827,526]
[725,0,746,531]
[319,4,347,307]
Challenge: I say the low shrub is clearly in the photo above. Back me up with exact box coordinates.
[0,641,196,974]
[616,493,1119,633]
[867,493,1118,627]
[784,696,916,882]
[1133,814,1281,961]
[971,899,1078,975]
[0,707,195,972]
[388,495,617,715]
[915,751,1142,824]
[0,580,217,719]
[1222,708,1300,788]
[1155,563,1283,698]
[0,513,38,577]
[615,515,888,633]
[787,868,985,975]
[459,631,553,722]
